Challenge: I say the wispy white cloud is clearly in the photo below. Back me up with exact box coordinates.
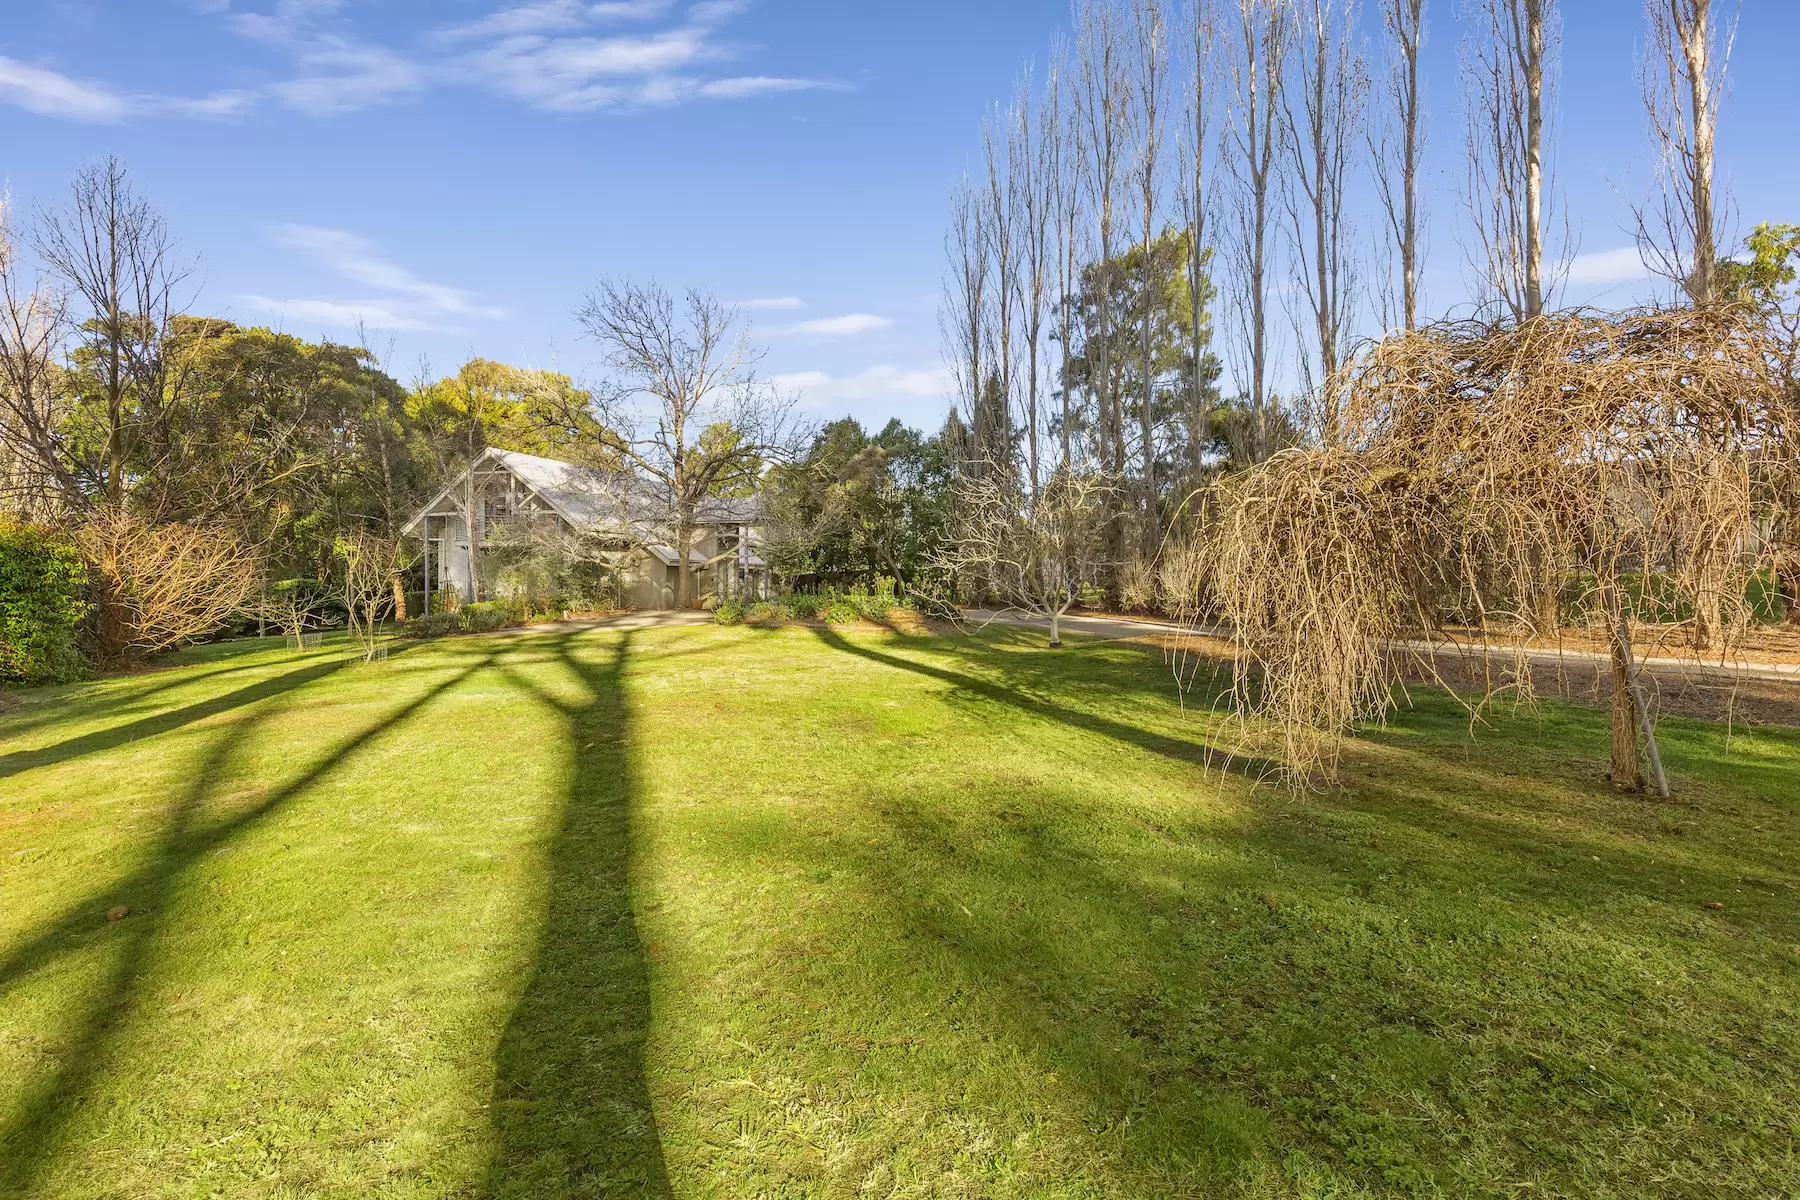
[772,365,952,409]
[781,313,893,336]
[7,0,830,121]
[236,294,435,331]
[273,224,505,317]
[0,57,128,121]
[0,56,256,122]
[456,26,714,111]
[439,0,832,113]
[224,2,427,116]
[243,225,507,332]
[1566,246,1651,289]
[154,89,262,118]
[697,75,822,99]
[434,0,672,44]
[737,295,804,309]
[270,39,426,115]
[227,0,348,42]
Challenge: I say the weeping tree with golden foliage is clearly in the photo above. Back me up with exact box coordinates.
[1199,306,1797,792]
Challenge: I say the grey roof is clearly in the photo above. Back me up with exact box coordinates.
[490,449,638,531]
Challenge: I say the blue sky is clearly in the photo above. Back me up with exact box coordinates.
[4,0,1798,435]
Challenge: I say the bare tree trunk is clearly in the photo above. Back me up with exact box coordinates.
[1015,70,1056,498]
[1782,561,1800,627]
[984,102,1020,473]
[1179,0,1217,493]
[1608,614,1643,790]
[944,179,990,467]
[1608,598,1670,796]
[1132,0,1168,551]
[1461,0,1563,323]
[1522,0,1544,319]
[464,465,480,604]
[1223,0,1290,463]
[1047,35,1081,477]
[1283,0,1365,447]
[1636,0,1736,306]
[1079,0,1125,474]
[675,513,693,608]
[1373,0,1426,331]
[1078,0,1132,597]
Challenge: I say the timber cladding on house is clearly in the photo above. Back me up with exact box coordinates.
[400,448,769,611]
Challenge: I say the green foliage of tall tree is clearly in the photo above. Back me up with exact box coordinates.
[1063,227,1224,504]
[1718,222,1800,309]
[766,417,955,589]
[407,358,613,473]
[1718,222,1800,623]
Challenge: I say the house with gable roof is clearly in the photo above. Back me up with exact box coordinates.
[401,448,768,611]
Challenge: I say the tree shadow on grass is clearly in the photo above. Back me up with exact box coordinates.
[0,657,276,741]
[769,632,1800,1194]
[807,625,1261,774]
[0,654,367,782]
[0,646,494,1197]
[482,630,671,1198]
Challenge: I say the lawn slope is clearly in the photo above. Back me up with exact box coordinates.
[1,625,1796,1198]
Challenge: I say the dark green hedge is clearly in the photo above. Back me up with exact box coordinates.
[0,519,93,685]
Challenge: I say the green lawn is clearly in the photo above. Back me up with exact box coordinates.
[1,623,1797,1198]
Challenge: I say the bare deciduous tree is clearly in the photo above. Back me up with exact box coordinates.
[78,508,259,667]
[1460,0,1566,323]
[1129,0,1172,547]
[1371,0,1427,331]
[336,530,413,661]
[1221,0,1291,463]
[983,101,1022,469]
[1176,0,1219,491]
[575,280,799,609]
[1047,37,1085,475]
[943,177,991,465]
[1283,0,1367,446]
[32,156,192,512]
[0,199,74,518]
[1014,70,1056,496]
[1077,0,1133,481]
[242,580,321,648]
[938,465,1117,647]
[1634,0,1738,306]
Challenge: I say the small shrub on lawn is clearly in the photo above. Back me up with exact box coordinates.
[462,600,526,633]
[0,518,93,684]
[730,579,911,627]
[405,600,528,639]
[404,611,464,639]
